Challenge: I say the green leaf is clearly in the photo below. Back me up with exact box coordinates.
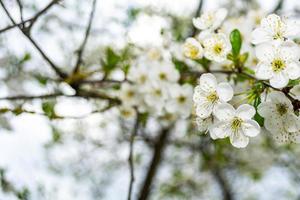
[42,101,56,119]
[253,96,264,126]
[172,57,188,73]
[230,29,242,58]
[101,47,121,74]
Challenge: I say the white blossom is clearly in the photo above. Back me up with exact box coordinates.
[255,42,300,88]
[251,14,300,45]
[128,65,149,85]
[119,83,140,107]
[203,33,231,63]
[193,8,227,31]
[210,103,261,148]
[166,84,193,118]
[144,81,169,115]
[195,116,214,136]
[152,61,180,83]
[258,91,300,134]
[183,37,203,59]
[193,73,233,119]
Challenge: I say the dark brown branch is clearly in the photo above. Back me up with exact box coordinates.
[0,90,120,104]
[213,168,234,200]
[0,0,60,33]
[0,0,67,79]
[0,93,62,101]
[138,127,172,200]
[16,0,24,22]
[73,0,97,74]
[127,111,140,200]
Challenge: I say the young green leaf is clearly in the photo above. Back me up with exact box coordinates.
[230,29,242,58]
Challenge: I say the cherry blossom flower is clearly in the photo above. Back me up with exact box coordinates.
[193,73,233,119]
[166,84,193,118]
[251,14,300,45]
[255,42,300,88]
[183,37,203,59]
[203,33,231,62]
[210,103,261,148]
[193,8,227,31]
[258,91,300,133]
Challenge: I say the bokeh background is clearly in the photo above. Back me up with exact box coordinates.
[1,0,300,199]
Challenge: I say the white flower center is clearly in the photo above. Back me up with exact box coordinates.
[126,90,135,98]
[276,103,288,115]
[213,43,223,55]
[159,72,167,80]
[185,43,200,59]
[271,58,286,73]
[231,117,243,133]
[273,20,284,40]
[206,91,219,103]
[177,95,186,104]
[139,74,147,83]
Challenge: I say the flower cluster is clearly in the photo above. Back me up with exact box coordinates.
[119,48,193,122]
[193,73,260,148]
[184,8,231,63]
[252,14,300,88]
[185,8,300,147]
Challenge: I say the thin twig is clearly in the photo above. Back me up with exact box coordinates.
[127,111,140,200]
[138,126,173,200]
[272,0,284,14]
[0,90,120,104]
[0,0,67,79]
[16,0,24,22]
[73,0,97,74]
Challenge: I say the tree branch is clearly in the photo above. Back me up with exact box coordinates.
[0,0,67,79]
[73,0,97,74]
[0,90,120,104]
[272,0,284,14]
[212,168,234,200]
[138,126,172,200]
[127,111,140,200]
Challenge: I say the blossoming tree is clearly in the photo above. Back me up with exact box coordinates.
[0,0,300,199]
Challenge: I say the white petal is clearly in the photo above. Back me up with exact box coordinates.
[255,43,275,62]
[216,82,233,102]
[213,103,235,121]
[193,17,207,30]
[269,73,289,88]
[251,28,271,45]
[196,101,213,118]
[236,104,256,120]
[212,8,228,29]
[242,120,261,137]
[280,41,300,61]
[255,62,273,79]
[199,73,217,92]
[195,116,212,133]
[209,121,231,139]
[230,131,249,148]
[285,19,300,38]
[264,118,282,132]
[193,86,207,103]
[285,62,300,80]
[284,113,300,132]
[257,102,274,117]
[268,91,292,107]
